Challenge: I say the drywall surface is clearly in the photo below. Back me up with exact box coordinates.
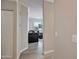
[17,1,28,59]
[28,18,43,30]
[43,1,55,54]
[54,0,77,59]
[1,0,17,13]
[20,3,28,52]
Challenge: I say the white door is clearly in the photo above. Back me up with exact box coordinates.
[1,10,14,59]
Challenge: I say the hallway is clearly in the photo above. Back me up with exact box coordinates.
[19,40,54,59]
[19,39,43,59]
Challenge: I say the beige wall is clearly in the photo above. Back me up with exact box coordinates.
[43,0,76,59]
[54,0,77,59]
[43,1,55,55]
[1,0,17,13]
[1,0,17,59]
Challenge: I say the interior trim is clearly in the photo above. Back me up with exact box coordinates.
[44,50,55,56]
[17,47,28,59]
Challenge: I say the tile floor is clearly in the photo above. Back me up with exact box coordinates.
[19,39,54,59]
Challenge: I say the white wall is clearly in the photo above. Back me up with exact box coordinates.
[29,7,43,19]
[54,0,77,59]
[19,0,43,19]
[29,18,43,31]
[20,3,28,52]
[17,1,28,59]
[43,1,55,56]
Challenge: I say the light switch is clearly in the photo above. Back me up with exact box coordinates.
[55,32,58,37]
[72,34,77,43]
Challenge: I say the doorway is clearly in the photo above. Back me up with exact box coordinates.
[17,0,44,59]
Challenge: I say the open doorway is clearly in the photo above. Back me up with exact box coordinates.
[18,0,44,59]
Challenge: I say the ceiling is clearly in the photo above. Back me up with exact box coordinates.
[19,0,43,19]
[26,0,43,19]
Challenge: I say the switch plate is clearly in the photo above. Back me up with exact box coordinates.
[55,32,58,37]
[72,34,77,43]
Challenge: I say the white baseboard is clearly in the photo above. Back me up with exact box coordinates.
[17,52,20,59]
[20,48,28,54]
[45,0,54,3]
[17,47,28,59]
[44,50,55,56]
